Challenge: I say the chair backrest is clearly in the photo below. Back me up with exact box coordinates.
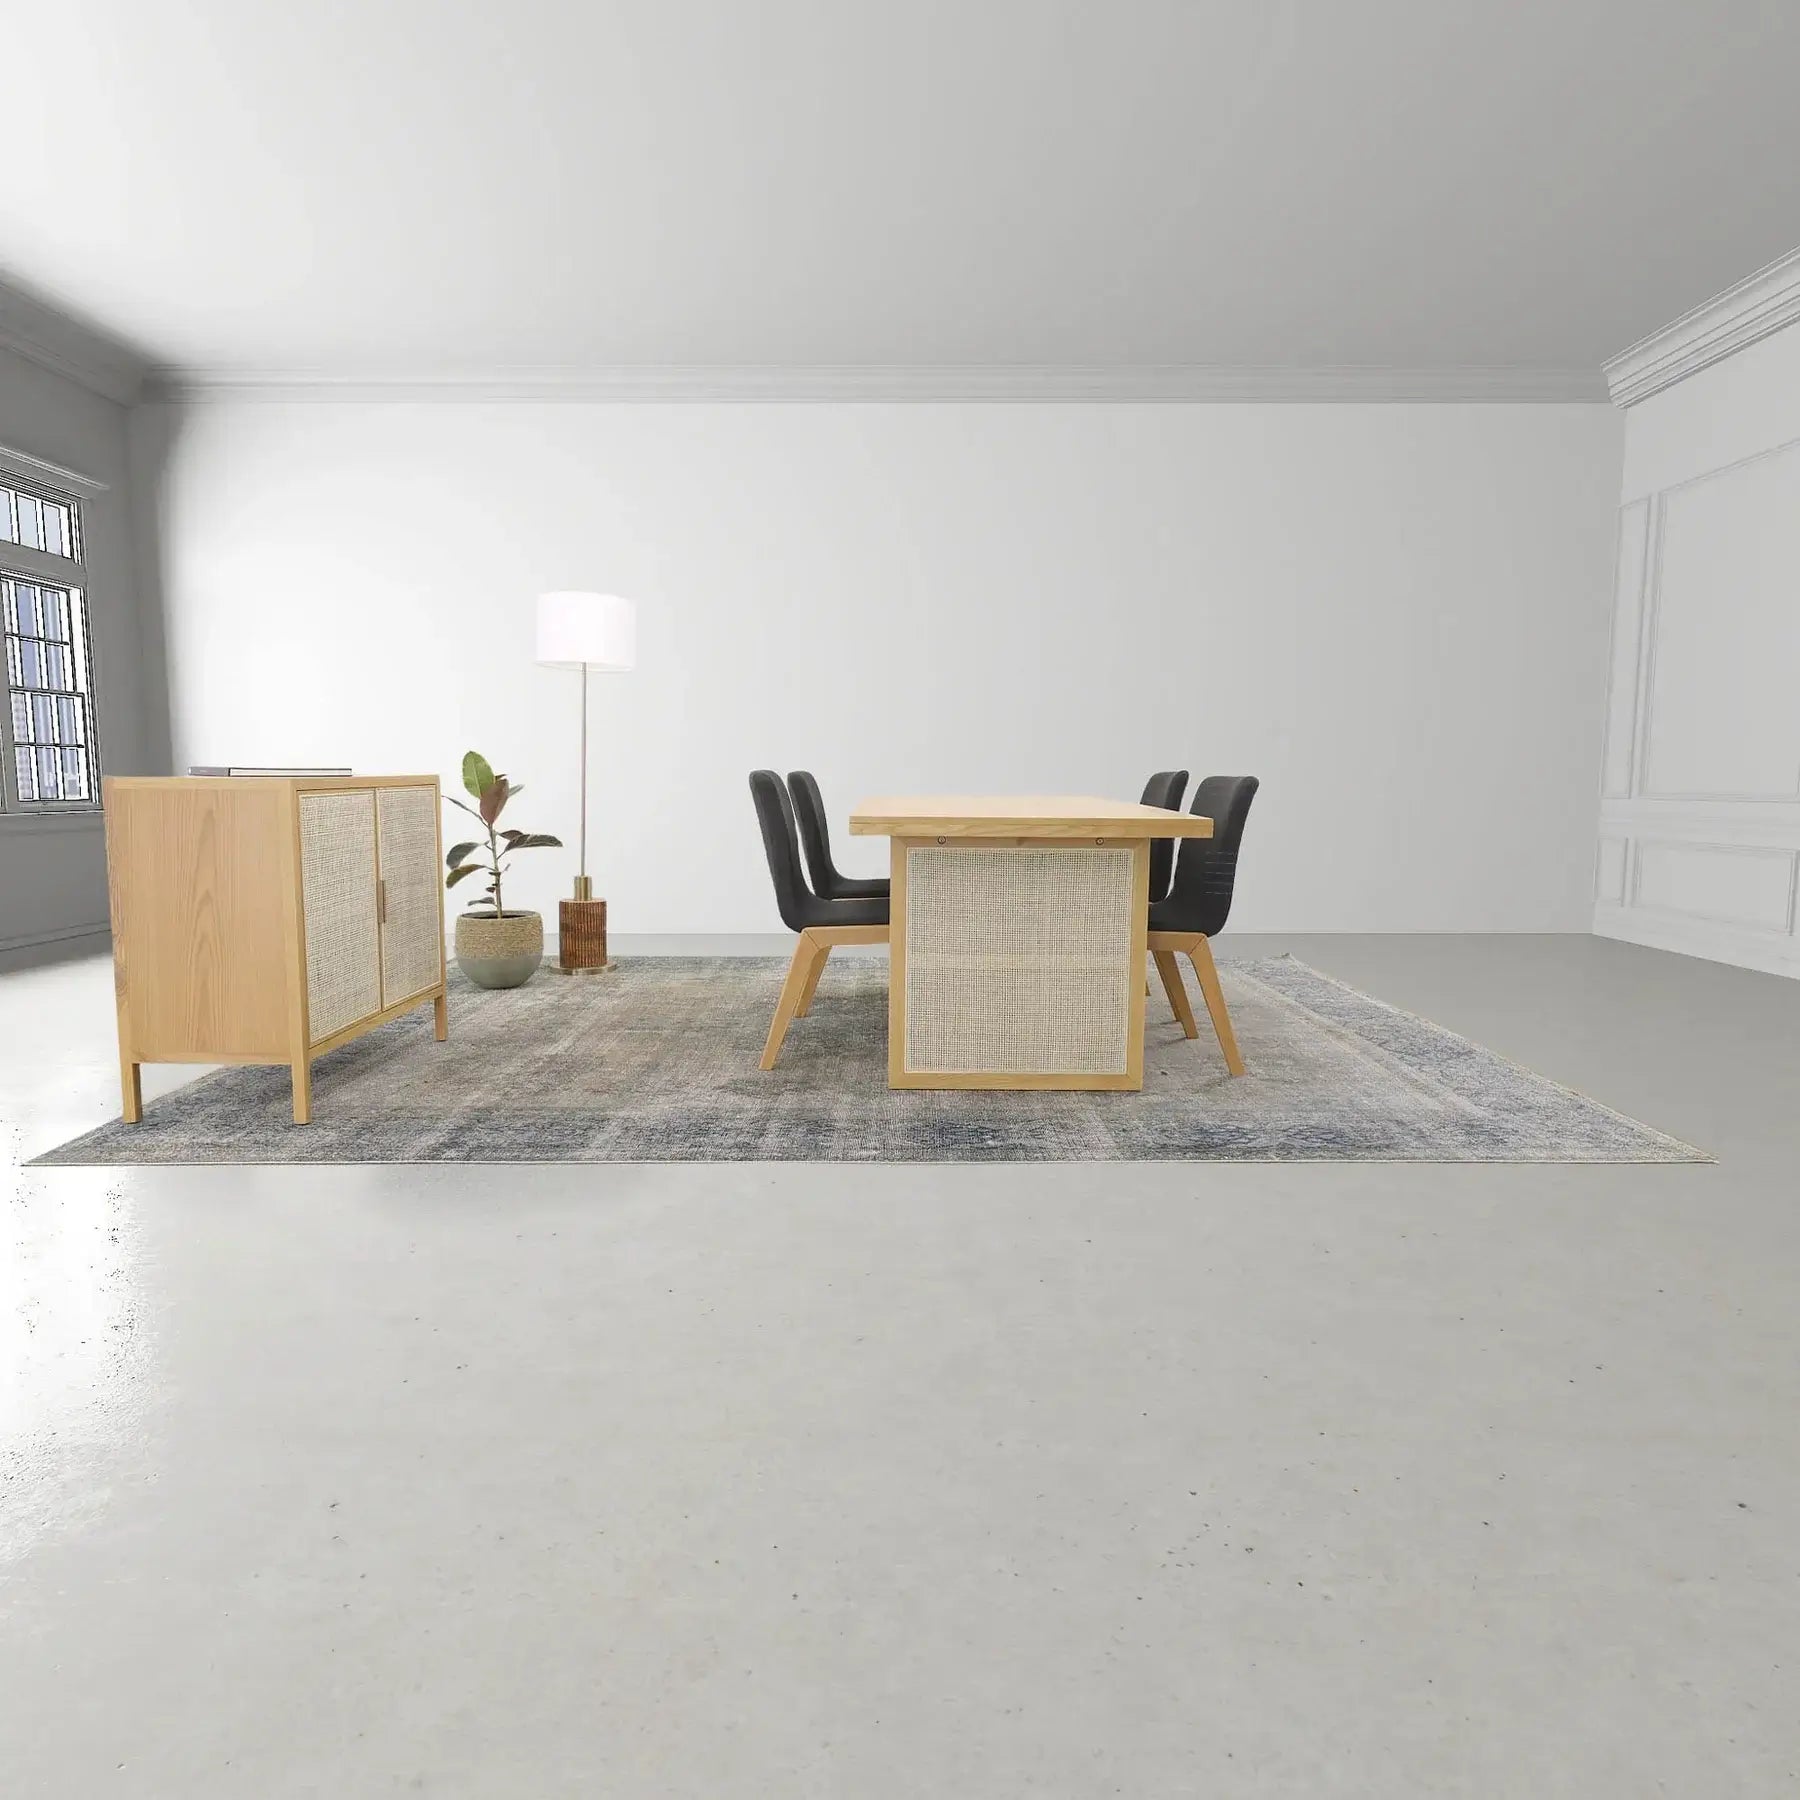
[1164,775,1260,937]
[748,770,813,933]
[1138,769,1189,904]
[788,770,842,899]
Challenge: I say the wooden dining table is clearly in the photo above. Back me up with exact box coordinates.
[849,796,1213,1091]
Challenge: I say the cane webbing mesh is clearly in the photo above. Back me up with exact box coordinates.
[903,845,1135,1074]
[377,785,442,1006]
[299,791,381,1043]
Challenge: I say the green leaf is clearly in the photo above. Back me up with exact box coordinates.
[445,841,479,868]
[478,775,510,826]
[462,751,494,799]
[508,833,562,849]
[445,862,484,888]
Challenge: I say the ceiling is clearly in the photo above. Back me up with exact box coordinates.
[3,0,1798,378]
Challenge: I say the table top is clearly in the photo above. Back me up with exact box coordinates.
[850,795,1214,839]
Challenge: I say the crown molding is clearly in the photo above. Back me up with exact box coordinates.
[143,362,1607,405]
[0,277,147,406]
[1605,247,1800,408]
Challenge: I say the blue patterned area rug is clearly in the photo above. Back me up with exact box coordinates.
[32,957,1706,1166]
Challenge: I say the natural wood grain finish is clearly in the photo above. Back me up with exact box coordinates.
[851,795,1214,840]
[104,775,448,1124]
[1152,948,1198,1038]
[558,897,611,971]
[1146,929,1246,1075]
[760,924,889,1070]
[105,782,295,1061]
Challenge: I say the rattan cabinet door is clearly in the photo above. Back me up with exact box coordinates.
[376,785,443,1007]
[298,791,382,1044]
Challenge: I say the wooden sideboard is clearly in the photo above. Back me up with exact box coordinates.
[103,775,448,1124]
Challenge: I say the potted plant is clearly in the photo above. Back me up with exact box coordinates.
[445,752,562,988]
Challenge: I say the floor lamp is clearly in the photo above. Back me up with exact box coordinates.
[535,591,637,973]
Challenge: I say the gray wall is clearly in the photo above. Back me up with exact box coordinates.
[0,337,167,964]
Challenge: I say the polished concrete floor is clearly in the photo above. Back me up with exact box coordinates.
[2,934,1796,1798]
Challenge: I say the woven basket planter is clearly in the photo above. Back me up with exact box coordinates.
[454,910,544,989]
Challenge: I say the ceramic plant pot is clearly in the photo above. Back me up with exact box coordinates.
[454,910,544,989]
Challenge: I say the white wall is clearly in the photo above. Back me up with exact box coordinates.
[0,342,161,962]
[1595,316,1800,977]
[134,399,1622,940]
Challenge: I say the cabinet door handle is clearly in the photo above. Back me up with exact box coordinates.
[377,877,388,925]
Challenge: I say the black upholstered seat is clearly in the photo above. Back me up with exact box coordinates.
[1137,769,1189,904]
[1149,775,1259,937]
[750,771,889,929]
[749,771,892,1068]
[1146,775,1259,1075]
[788,770,890,901]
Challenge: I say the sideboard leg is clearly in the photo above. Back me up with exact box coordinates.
[120,1056,142,1124]
[291,1057,313,1125]
[434,991,448,1041]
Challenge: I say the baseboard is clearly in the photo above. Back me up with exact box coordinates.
[0,922,111,973]
[1593,906,1800,980]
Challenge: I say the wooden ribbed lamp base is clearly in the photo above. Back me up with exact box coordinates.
[556,896,614,974]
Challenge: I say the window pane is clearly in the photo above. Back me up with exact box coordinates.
[0,490,13,542]
[40,503,66,558]
[15,493,43,551]
[3,569,95,807]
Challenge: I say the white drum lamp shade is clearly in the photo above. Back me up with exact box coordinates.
[535,591,637,671]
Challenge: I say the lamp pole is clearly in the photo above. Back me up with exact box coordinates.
[535,591,634,972]
[575,661,591,901]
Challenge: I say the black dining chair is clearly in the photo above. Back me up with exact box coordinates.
[1138,769,1189,904]
[788,770,889,901]
[1146,774,1260,1076]
[749,771,889,1069]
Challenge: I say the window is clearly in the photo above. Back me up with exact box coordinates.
[0,475,98,811]
[0,479,76,558]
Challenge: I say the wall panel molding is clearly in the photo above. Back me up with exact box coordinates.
[1633,435,1800,804]
[1600,498,1651,798]
[1631,839,1797,934]
[1595,395,1800,977]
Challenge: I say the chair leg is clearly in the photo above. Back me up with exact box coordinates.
[1187,935,1245,1076]
[1152,949,1198,1039]
[795,942,832,1017]
[760,933,824,1070]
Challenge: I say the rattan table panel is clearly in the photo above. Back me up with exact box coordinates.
[903,845,1135,1075]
